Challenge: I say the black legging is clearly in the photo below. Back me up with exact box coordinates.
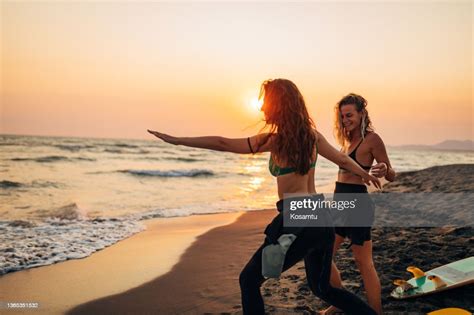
[239,226,377,315]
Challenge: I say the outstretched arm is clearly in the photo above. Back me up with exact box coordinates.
[147,130,273,154]
[316,132,382,189]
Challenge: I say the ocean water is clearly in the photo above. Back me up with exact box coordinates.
[1,134,473,275]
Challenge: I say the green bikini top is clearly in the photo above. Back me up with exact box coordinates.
[269,144,318,177]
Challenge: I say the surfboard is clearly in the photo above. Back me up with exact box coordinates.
[427,308,472,315]
[391,256,474,299]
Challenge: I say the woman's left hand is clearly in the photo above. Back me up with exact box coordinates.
[362,173,382,189]
[370,162,387,178]
[147,129,179,145]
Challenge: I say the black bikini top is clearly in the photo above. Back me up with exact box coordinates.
[339,139,372,172]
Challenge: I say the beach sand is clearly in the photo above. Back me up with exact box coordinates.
[0,212,242,315]
[68,208,276,315]
[2,164,473,314]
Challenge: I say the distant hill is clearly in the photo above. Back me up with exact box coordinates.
[390,140,473,151]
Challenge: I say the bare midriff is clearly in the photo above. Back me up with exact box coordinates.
[276,167,317,200]
[338,170,366,185]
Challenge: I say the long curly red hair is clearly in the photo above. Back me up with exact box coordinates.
[257,79,317,175]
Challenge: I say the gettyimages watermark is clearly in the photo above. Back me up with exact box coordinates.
[283,193,474,228]
[288,198,357,212]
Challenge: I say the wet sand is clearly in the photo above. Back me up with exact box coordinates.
[0,212,242,315]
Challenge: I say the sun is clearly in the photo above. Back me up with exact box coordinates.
[241,89,264,117]
[250,97,263,112]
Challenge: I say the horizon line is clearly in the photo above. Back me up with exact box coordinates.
[1,132,473,149]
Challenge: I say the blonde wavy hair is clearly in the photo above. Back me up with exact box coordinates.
[333,93,373,148]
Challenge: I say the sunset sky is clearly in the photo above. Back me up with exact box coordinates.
[1,1,472,146]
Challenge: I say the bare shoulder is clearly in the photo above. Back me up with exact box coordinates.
[365,132,384,147]
[314,129,324,142]
[258,132,276,143]
[254,132,276,151]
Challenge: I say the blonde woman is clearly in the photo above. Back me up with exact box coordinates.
[322,93,396,315]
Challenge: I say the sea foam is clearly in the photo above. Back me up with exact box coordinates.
[0,215,144,275]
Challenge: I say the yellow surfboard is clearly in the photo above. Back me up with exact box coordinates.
[427,308,472,315]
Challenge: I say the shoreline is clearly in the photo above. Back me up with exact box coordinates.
[0,211,243,315]
[67,208,278,315]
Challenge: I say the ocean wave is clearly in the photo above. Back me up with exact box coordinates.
[119,169,215,178]
[104,148,150,154]
[138,157,162,161]
[0,216,144,275]
[0,180,63,190]
[11,156,96,163]
[31,180,65,189]
[0,195,272,275]
[0,180,23,189]
[110,143,140,149]
[162,150,177,154]
[11,156,67,162]
[54,144,97,152]
[104,149,123,154]
[163,157,203,162]
[49,203,88,220]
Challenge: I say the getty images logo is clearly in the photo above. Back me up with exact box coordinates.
[289,198,357,212]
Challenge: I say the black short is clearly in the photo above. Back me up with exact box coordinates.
[333,182,372,246]
[334,226,371,246]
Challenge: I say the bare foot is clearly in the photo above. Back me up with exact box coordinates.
[319,305,343,315]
